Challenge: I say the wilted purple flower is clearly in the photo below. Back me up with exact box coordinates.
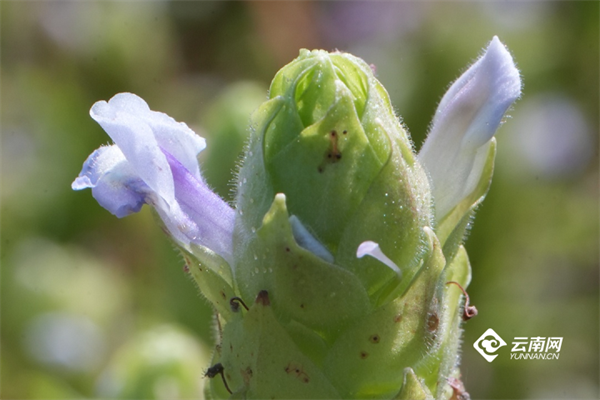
[72,93,234,263]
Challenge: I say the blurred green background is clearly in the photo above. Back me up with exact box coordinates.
[1,1,598,399]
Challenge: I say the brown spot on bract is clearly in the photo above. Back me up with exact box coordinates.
[343,130,347,134]
[285,247,291,252]
[255,290,270,306]
[241,367,253,385]
[394,314,403,323]
[369,334,380,344]
[427,313,439,332]
[320,129,342,170]
[284,363,310,383]
[183,264,190,273]
[300,304,305,309]
[360,351,369,359]
[220,290,226,300]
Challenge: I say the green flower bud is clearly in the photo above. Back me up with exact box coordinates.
[235,50,432,308]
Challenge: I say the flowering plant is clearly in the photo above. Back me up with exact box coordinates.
[74,36,520,399]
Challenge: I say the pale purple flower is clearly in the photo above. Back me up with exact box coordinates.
[418,36,522,220]
[72,93,234,263]
[357,36,521,267]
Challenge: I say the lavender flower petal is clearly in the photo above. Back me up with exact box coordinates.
[90,95,176,205]
[96,93,206,181]
[418,36,521,220]
[73,93,234,262]
[72,145,148,218]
